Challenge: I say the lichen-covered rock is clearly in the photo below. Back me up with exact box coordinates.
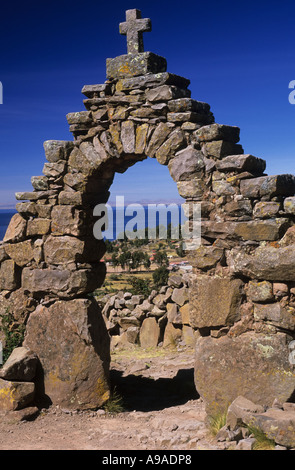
[227,245,295,281]
[190,276,243,328]
[240,174,295,199]
[243,408,295,448]
[0,379,35,411]
[4,240,34,267]
[246,280,273,302]
[106,52,167,79]
[23,298,110,410]
[194,332,295,415]
[195,123,240,143]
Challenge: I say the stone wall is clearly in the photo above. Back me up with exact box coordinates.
[100,273,194,351]
[0,9,294,413]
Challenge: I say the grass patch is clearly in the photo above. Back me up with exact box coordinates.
[111,345,177,361]
[208,410,228,437]
[103,387,125,415]
[246,425,276,450]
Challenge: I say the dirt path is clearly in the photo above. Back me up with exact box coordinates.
[0,347,225,451]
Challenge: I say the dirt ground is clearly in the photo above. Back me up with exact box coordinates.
[0,346,225,451]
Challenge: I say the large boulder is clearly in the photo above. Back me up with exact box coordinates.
[194,332,295,415]
[23,298,110,410]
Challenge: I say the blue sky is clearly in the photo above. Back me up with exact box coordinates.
[0,0,295,207]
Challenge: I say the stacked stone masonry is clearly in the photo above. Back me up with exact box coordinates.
[100,273,194,351]
[0,9,294,416]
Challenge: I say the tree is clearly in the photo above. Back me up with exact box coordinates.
[176,242,186,258]
[153,266,169,288]
[118,251,132,270]
[154,250,169,267]
[111,253,119,267]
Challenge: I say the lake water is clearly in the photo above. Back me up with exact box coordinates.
[0,211,16,241]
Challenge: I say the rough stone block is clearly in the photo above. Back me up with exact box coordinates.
[190,276,243,328]
[146,122,172,157]
[195,124,240,143]
[139,317,160,349]
[240,174,295,199]
[227,245,295,281]
[135,123,149,154]
[146,84,189,102]
[176,179,206,199]
[243,408,295,448]
[115,72,190,92]
[226,395,264,431]
[0,259,20,291]
[246,280,274,302]
[155,129,186,165]
[215,154,266,175]
[233,218,289,241]
[51,205,85,236]
[0,379,35,411]
[3,214,27,243]
[43,140,74,163]
[121,120,135,154]
[0,347,38,382]
[284,196,295,215]
[193,245,224,270]
[253,201,281,218]
[168,98,210,114]
[66,111,92,125]
[254,303,295,331]
[43,236,106,265]
[168,146,204,182]
[4,240,34,267]
[31,175,49,191]
[106,52,167,79]
[163,323,182,348]
[21,263,106,298]
[26,218,51,236]
[201,141,243,159]
[171,287,189,306]
[23,299,110,410]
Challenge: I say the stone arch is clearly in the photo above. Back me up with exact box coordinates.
[1,9,295,413]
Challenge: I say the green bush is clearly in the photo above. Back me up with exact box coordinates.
[1,310,25,363]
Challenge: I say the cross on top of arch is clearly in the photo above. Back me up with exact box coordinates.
[119,9,152,55]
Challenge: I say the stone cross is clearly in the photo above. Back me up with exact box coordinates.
[119,9,152,55]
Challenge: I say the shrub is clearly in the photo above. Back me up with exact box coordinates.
[1,310,25,363]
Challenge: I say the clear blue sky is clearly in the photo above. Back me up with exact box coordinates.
[0,0,295,207]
